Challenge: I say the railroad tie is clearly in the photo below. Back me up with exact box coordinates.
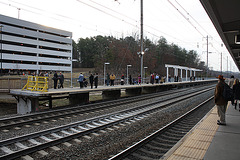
[1,146,14,154]
[78,126,88,130]
[85,123,96,128]
[40,136,53,142]
[51,133,63,139]
[28,139,42,145]
[15,142,29,149]
[92,122,103,126]
[70,128,81,133]
[61,130,72,135]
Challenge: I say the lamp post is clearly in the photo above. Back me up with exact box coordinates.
[104,62,110,86]
[140,0,144,84]
[0,25,3,76]
[127,65,132,85]
[71,58,78,88]
[144,66,148,83]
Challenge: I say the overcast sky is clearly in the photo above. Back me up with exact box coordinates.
[0,0,238,72]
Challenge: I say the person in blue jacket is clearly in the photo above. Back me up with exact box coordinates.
[78,73,84,88]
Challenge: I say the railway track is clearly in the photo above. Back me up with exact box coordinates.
[0,87,213,159]
[0,85,214,131]
[109,96,214,160]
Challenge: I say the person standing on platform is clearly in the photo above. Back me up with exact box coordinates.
[150,73,154,84]
[59,72,64,88]
[110,73,116,86]
[94,73,98,88]
[89,73,94,89]
[121,74,124,85]
[214,75,228,125]
[129,74,132,85]
[138,75,141,85]
[44,72,49,77]
[229,75,235,88]
[106,73,110,86]
[53,71,58,89]
[78,73,84,88]
[233,79,240,110]
[229,75,235,105]
[155,74,159,84]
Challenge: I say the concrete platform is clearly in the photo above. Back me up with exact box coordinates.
[204,103,240,160]
[163,102,240,160]
[9,80,217,114]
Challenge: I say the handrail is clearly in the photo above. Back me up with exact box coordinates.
[22,76,48,92]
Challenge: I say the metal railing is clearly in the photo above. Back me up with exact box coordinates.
[22,76,48,92]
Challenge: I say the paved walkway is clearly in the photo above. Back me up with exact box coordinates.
[163,102,240,160]
[204,103,240,160]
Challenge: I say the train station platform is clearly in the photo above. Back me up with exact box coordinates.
[10,80,217,114]
[163,102,240,160]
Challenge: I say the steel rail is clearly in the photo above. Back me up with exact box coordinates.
[108,96,214,160]
[0,85,214,130]
[0,88,213,159]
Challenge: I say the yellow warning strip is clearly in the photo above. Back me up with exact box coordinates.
[163,106,219,160]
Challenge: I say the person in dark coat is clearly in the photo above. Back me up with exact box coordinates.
[214,75,228,125]
[83,78,88,87]
[89,73,94,89]
[53,71,58,89]
[233,78,240,110]
[129,74,132,85]
[94,73,98,88]
[106,73,110,86]
[58,72,64,88]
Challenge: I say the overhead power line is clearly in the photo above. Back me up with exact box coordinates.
[76,0,138,28]
[167,0,205,37]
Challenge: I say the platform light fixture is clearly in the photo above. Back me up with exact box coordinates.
[143,66,148,83]
[127,65,132,85]
[104,62,110,86]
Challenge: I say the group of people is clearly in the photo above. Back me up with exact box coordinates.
[214,75,240,126]
[228,75,240,110]
[52,71,64,89]
[78,73,98,89]
[150,73,166,84]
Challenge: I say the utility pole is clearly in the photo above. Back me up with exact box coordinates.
[207,35,208,72]
[203,35,209,78]
[221,52,222,75]
[227,56,228,78]
[18,8,21,19]
[140,0,143,84]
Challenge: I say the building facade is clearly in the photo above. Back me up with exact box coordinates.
[0,14,72,75]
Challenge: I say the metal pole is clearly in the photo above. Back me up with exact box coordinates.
[0,25,3,76]
[71,59,73,88]
[206,35,208,78]
[227,56,228,78]
[127,66,129,85]
[221,52,222,75]
[18,8,20,19]
[70,36,73,88]
[104,64,106,86]
[166,67,169,83]
[140,0,143,84]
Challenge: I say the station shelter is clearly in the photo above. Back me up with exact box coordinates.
[165,64,202,82]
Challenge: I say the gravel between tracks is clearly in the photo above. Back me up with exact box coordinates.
[0,87,205,141]
[27,90,214,160]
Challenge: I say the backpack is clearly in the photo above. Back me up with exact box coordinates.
[222,83,233,101]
